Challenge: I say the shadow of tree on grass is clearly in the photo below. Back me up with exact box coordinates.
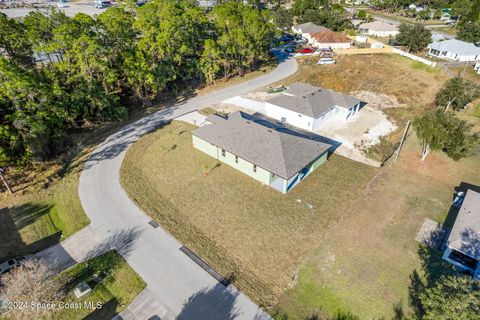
[0,204,61,261]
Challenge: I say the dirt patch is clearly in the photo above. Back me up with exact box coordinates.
[351,90,406,109]
[273,54,448,108]
[242,90,282,101]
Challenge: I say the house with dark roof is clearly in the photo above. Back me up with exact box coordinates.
[264,83,363,131]
[191,111,331,193]
[443,189,480,277]
[311,31,352,49]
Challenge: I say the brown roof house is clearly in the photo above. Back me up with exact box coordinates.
[311,30,352,49]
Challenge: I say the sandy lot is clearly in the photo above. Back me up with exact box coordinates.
[313,106,397,166]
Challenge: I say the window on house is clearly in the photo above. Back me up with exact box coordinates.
[253,164,257,172]
[221,149,226,157]
[235,155,238,163]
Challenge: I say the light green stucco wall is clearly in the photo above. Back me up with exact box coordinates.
[192,134,329,193]
[192,135,218,158]
[284,151,328,192]
[192,135,271,184]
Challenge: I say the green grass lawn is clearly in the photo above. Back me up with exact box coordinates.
[54,251,146,319]
[0,175,89,261]
[474,104,480,118]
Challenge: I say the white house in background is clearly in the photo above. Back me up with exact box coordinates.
[428,39,480,62]
[264,83,364,132]
[358,21,399,37]
[292,22,331,44]
[310,31,352,49]
[197,0,215,8]
[443,189,480,278]
[474,62,480,74]
[408,4,424,12]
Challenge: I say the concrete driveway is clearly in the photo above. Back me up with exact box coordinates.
[78,55,298,319]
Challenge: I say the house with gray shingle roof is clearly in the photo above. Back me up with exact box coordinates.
[428,39,480,62]
[191,111,331,193]
[443,189,480,277]
[358,21,399,37]
[291,22,331,45]
[264,83,363,131]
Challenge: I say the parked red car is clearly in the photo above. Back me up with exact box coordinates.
[298,48,314,54]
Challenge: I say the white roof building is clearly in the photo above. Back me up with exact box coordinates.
[443,190,480,277]
[358,21,399,37]
[428,39,480,62]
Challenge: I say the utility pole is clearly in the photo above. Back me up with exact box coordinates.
[393,120,411,164]
[0,168,13,194]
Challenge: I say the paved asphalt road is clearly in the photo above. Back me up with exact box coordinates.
[78,54,298,319]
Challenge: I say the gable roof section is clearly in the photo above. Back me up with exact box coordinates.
[294,22,331,34]
[447,189,480,260]
[191,111,331,180]
[359,21,398,32]
[265,82,362,118]
[311,31,351,43]
[428,39,480,56]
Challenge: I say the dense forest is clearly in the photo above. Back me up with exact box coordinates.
[0,0,276,166]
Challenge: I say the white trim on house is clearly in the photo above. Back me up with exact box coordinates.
[312,41,351,49]
[358,21,399,37]
[264,101,361,132]
[428,39,480,62]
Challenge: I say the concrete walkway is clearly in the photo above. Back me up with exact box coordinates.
[77,54,298,319]
[175,111,210,127]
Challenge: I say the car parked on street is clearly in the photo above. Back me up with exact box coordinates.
[298,48,314,54]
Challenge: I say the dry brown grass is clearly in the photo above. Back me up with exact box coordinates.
[276,134,480,319]
[120,121,377,307]
[278,54,447,108]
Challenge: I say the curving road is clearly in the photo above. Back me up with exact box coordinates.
[78,54,298,319]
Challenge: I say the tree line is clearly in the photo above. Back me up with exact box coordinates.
[0,0,276,166]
